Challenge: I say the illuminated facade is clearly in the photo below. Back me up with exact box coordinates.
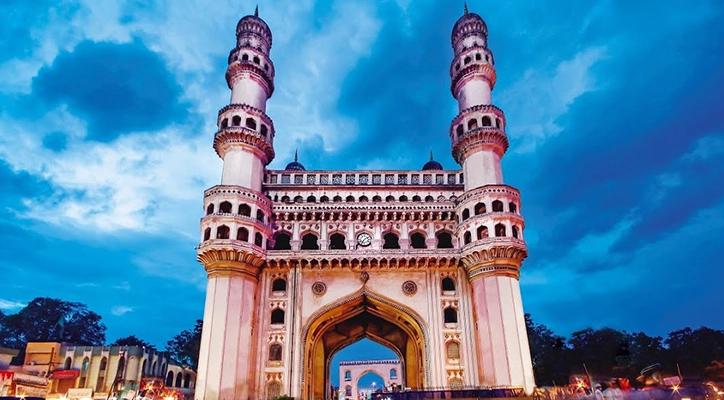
[195,6,535,400]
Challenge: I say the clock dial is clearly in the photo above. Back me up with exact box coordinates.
[357,233,372,247]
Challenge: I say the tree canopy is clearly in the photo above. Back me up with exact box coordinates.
[110,335,156,350]
[166,319,202,370]
[0,297,106,349]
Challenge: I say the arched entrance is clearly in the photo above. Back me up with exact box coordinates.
[302,289,428,400]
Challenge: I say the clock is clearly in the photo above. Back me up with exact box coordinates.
[357,233,372,247]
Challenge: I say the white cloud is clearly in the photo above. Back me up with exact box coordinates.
[0,299,26,311]
[682,133,724,162]
[499,47,607,153]
[110,305,134,316]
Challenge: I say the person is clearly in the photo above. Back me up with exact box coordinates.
[594,384,605,400]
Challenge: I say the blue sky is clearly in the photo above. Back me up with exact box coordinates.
[1,0,723,359]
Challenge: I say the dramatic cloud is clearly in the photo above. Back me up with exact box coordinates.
[0,0,722,349]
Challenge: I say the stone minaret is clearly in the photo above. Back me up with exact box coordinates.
[195,7,275,400]
[450,6,536,393]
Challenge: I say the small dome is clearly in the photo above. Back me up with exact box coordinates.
[236,7,273,46]
[451,7,488,47]
[285,150,305,171]
[422,150,443,171]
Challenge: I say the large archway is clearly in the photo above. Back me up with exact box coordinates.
[302,289,428,400]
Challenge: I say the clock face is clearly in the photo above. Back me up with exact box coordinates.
[357,233,372,247]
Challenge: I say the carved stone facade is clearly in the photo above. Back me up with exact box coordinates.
[194,7,535,400]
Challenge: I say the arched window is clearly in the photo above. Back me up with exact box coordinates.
[464,231,472,244]
[329,233,346,250]
[456,124,463,137]
[385,195,395,202]
[260,124,268,137]
[63,357,72,370]
[206,204,214,215]
[307,195,316,203]
[141,359,147,374]
[359,195,369,202]
[512,226,519,239]
[203,228,211,241]
[496,118,502,129]
[464,56,471,64]
[467,119,478,130]
[269,343,282,361]
[320,196,329,203]
[462,208,470,220]
[475,53,482,61]
[437,232,453,249]
[117,356,125,376]
[509,202,517,213]
[444,307,458,324]
[271,308,285,324]
[412,195,421,202]
[237,227,249,241]
[219,201,231,213]
[482,116,492,126]
[254,232,263,246]
[345,371,352,381]
[280,195,290,203]
[410,233,426,249]
[253,56,260,64]
[346,195,355,202]
[220,118,228,129]
[231,115,241,126]
[294,195,304,203]
[383,232,400,249]
[99,357,107,372]
[333,195,343,202]
[372,195,382,202]
[272,278,286,293]
[447,341,460,360]
[183,373,190,388]
[256,209,265,222]
[301,233,319,250]
[345,385,352,396]
[474,202,486,215]
[151,361,157,375]
[390,369,397,379]
[442,277,456,292]
[425,195,434,202]
[175,373,182,387]
[492,200,504,212]
[166,371,174,387]
[238,204,251,216]
[495,223,506,237]
[399,195,408,202]
[274,232,291,250]
[241,54,249,61]
[216,225,230,239]
[477,226,488,239]
[245,118,256,129]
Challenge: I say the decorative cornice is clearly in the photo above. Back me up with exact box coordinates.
[197,246,266,280]
[266,251,459,270]
[451,62,497,95]
[225,62,275,96]
[452,126,509,162]
[449,104,505,130]
[217,103,275,129]
[460,243,528,281]
[213,126,275,164]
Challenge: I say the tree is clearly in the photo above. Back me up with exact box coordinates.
[525,314,570,386]
[0,297,106,348]
[664,327,724,376]
[567,327,628,377]
[110,335,156,350]
[166,320,202,369]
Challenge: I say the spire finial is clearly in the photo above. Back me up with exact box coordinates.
[294,149,298,162]
[429,149,434,161]
[464,1,469,14]
[254,5,258,17]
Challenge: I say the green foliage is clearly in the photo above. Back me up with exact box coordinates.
[525,313,569,386]
[166,319,203,369]
[110,335,156,350]
[0,297,106,349]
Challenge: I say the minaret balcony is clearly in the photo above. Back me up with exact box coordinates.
[451,63,497,95]
[225,61,275,96]
[265,247,460,270]
[450,47,494,78]
[459,237,528,279]
[228,47,275,78]
[451,126,509,161]
[213,126,275,163]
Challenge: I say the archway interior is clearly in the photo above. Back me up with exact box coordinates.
[306,293,425,399]
[358,371,385,392]
[331,338,397,387]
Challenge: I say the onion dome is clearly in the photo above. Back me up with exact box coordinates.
[236,6,273,49]
[451,3,488,47]
[422,150,443,171]
[285,150,306,171]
